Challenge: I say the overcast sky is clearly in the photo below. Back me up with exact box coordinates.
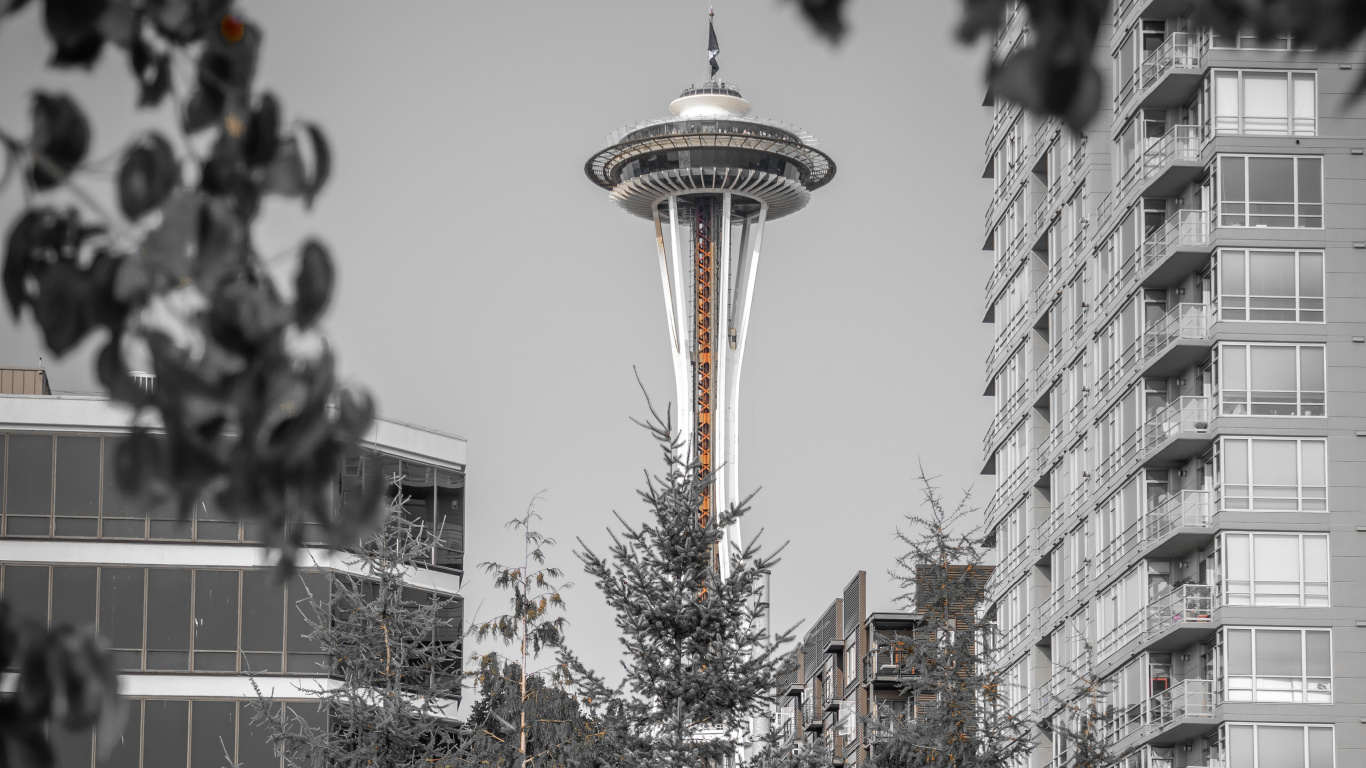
[0,2,995,692]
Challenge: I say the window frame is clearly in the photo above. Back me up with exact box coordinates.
[1215,248,1325,323]
[1217,532,1330,607]
[1210,69,1317,136]
[1215,342,1327,417]
[1216,154,1324,229]
[1219,627,1333,704]
[1216,436,1327,512]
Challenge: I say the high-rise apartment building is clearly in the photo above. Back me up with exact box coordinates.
[980,6,1366,767]
[0,368,466,768]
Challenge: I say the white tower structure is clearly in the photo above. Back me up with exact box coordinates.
[585,78,835,578]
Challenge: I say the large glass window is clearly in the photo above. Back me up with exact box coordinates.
[1217,343,1326,416]
[1211,30,1302,50]
[1222,532,1329,607]
[1218,155,1322,228]
[1222,723,1334,768]
[1218,437,1326,511]
[5,434,52,535]
[1217,249,1324,322]
[1222,627,1332,703]
[1212,70,1316,136]
[54,436,99,537]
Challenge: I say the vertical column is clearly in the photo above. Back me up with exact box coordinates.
[693,197,716,551]
[667,195,691,447]
[722,202,768,570]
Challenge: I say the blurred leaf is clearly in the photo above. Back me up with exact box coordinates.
[957,0,1008,42]
[263,135,305,197]
[95,0,138,46]
[3,208,80,320]
[141,189,199,284]
[301,122,331,208]
[181,86,223,133]
[27,93,91,190]
[128,33,171,108]
[0,142,15,198]
[195,197,246,283]
[198,12,261,98]
[117,132,178,220]
[243,91,280,167]
[787,0,847,43]
[294,239,332,328]
[0,0,34,19]
[44,0,107,68]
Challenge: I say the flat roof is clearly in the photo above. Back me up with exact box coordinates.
[0,392,467,469]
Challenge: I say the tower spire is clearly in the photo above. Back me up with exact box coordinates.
[707,8,720,81]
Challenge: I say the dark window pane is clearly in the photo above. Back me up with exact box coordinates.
[97,699,140,768]
[6,434,52,517]
[1298,158,1322,203]
[193,570,239,652]
[100,439,139,519]
[99,569,144,650]
[1255,629,1303,677]
[190,700,235,767]
[1221,156,1246,201]
[243,652,282,674]
[1248,156,1295,202]
[4,565,49,626]
[237,702,279,768]
[195,496,239,542]
[52,567,97,629]
[53,724,92,768]
[55,517,98,537]
[241,571,285,653]
[144,700,188,768]
[101,518,146,539]
[55,436,100,523]
[147,570,191,655]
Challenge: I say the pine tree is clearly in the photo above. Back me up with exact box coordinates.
[457,504,607,766]
[869,476,1033,768]
[247,496,464,767]
[1048,633,1124,768]
[575,400,794,767]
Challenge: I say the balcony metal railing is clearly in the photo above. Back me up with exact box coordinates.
[823,668,845,711]
[1146,584,1215,638]
[1141,303,1210,361]
[1142,209,1209,273]
[1146,678,1215,730]
[801,698,821,731]
[1142,396,1211,449]
[864,647,912,683]
[1139,125,1201,181]
[1096,490,1211,580]
[1140,33,1202,92]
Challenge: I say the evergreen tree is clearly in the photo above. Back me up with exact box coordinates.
[248,496,464,767]
[1048,633,1124,768]
[575,400,794,767]
[869,476,1032,768]
[457,505,606,766]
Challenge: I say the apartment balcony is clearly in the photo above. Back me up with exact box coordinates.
[1134,125,1204,198]
[1141,396,1211,464]
[823,669,845,712]
[1144,584,1216,651]
[1143,678,1216,744]
[1140,209,1210,287]
[802,698,822,732]
[864,648,915,690]
[1137,33,1204,109]
[1139,303,1211,378]
[1095,490,1212,579]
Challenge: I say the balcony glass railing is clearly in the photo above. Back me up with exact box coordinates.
[1141,209,1209,272]
[1142,396,1211,448]
[1096,490,1211,577]
[1147,584,1215,638]
[1140,125,1201,178]
[1140,33,1202,91]
[1147,678,1215,729]
[1141,303,1210,361]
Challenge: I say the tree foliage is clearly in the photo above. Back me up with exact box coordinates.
[869,476,1032,768]
[458,504,607,766]
[1048,633,1125,768]
[248,498,464,767]
[791,0,1366,129]
[0,1,370,762]
[575,400,795,767]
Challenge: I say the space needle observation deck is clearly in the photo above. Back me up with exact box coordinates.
[585,66,836,579]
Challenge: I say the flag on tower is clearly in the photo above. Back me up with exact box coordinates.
[708,17,720,78]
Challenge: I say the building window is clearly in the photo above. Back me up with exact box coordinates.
[1210,30,1302,50]
[1216,343,1326,416]
[1218,437,1326,511]
[1217,249,1324,322]
[1212,70,1316,136]
[1220,532,1329,607]
[1221,628,1332,703]
[1218,723,1334,768]
[1217,155,1323,228]
[994,345,1027,415]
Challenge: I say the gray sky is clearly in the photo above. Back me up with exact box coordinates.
[0,2,994,692]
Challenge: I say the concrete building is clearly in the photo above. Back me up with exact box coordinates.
[0,368,466,767]
[980,6,1366,767]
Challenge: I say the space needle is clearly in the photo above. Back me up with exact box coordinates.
[584,14,835,579]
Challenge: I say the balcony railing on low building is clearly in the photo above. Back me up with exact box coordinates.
[1141,303,1210,361]
[1146,584,1215,639]
[1141,209,1209,274]
[823,667,845,711]
[801,698,821,732]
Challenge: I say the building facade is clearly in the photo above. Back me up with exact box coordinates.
[0,368,466,768]
[980,6,1366,767]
